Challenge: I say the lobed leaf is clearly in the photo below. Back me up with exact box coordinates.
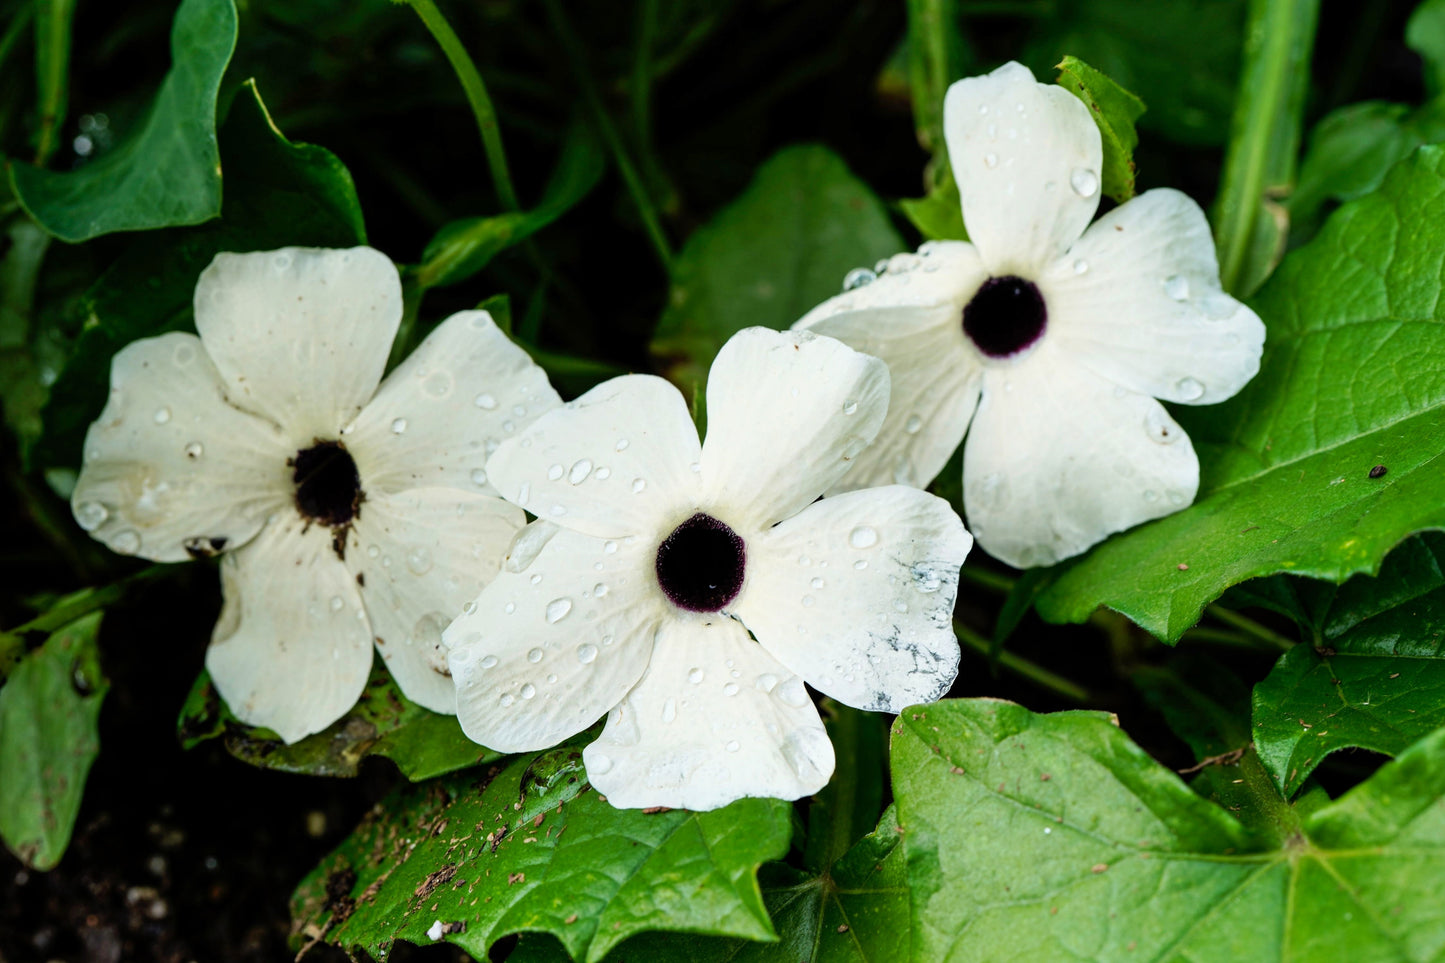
[9,0,238,242]
[1037,145,1445,642]
[1055,55,1145,203]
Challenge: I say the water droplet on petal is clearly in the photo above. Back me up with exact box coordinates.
[756,674,778,692]
[481,654,499,669]
[725,740,740,753]
[842,267,876,291]
[593,582,608,598]
[577,643,598,664]
[1144,408,1182,445]
[1164,275,1190,301]
[185,442,204,459]
[810,577,824,589]
[1143,489,1160,503]
[499,693,515,708]
[802,595,815,607]
[853,559,868,570]
[366,544,381,558]
[594,467,611,480]
[775,677,809,707]
[615,438,630,451]
[904,414,923,434]
[687,667,705,685]
[153,407,171,425]
[329,596,345,612]
[391,418,408,434]
[504,602,516,614]
[521,683,536,700]
[406,547,433,575]
[984,152,999,169]
[849,526,878,549]
[547,464,564,480]
[1176,377,1205,401]
[1070,168,1099,198]
[589,753,613,774]
[463,601,478,615]
[545,598,572,623]
[1073,259,1089,275]
[661,699,677,723]
[470,468,488,487]
[474,392,497,409]
[842,399,858,415]
[113,530,141,555]
[632,478,647,493]
[568,459,593,484]
[1167,490,1187,506]
[603,540,618,555]
[75,501,108,531]
[527,647,544,663]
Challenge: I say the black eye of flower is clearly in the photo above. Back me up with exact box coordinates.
[655,513,746,612]
[291,440,362,527]
[962,275,1047,358]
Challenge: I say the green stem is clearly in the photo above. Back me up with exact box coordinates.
[1206,605,1295,652]
[1211,0,1319,296]
[1236,747,1302,845]
[405,0,519,211]
[0,3,34,82]
[959,564,1014,594]
[905,0,959,153]
[32,0,76,166]
[631,0,658,150]
[543,0,674,274]
[955,620,1093,703]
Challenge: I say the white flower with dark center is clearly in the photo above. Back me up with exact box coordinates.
[795,62,1265,568]
[71,247,560,742]
[445,327,972,811]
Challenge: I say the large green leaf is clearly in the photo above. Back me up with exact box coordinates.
[415,123,605,289]
[1037,145,1445,642]
[1023,0,1245,146]
[290,744,791,962]
[893,699,1445,962]
[0,610,107,870]
[177,662,498,781]
[1055,56,1145,203]
[650,145,903,394]
[33,79,365,468]
[1252,533,1445,796]
[1408,0,1445,98]
[9,0,238,242]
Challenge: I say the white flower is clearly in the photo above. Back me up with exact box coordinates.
[71,246,560,742]
[795,62,1265,568]
[444,326,972,811]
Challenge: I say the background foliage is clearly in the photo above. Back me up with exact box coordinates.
[3,0,1445,960]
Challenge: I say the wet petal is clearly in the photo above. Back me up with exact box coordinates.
[1044,189,1266,404]
[700,327,888,530]
[795,243,985,323]
[71,332,291,563]
[799,309,982,492]
[194,247,401,440]
[585,616,833,811]
[205,516,375,744]
[486,375,701,539]
[347,310,561,497]
[345,487,524,715]
[734,486,969,712]
[963,349,1199,568]
[446,527,663,753]
[944,61,1102,275]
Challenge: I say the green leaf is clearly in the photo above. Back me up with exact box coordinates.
[1023,0,1245,146]
[1054,56,1145,203]
[0,216,51,449]
[33,79,365,468]
[898,166,967,242]
[1036,145,1445,642]
[9,0,238,242]
[892,699,1445,961]
[290,746,792,962]
[1289,98,1445,238]
[1408,0,1445,97]
[415,123,605,289]
[0,610,107,870]
[178,662,498,781]
[650,145,904,394]
[1252,533,1445,796]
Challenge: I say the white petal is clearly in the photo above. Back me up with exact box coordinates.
[799,310,982,492]
[1043,189,1266,404]
[205,515,375,743]
[584,616,833,811]
[71,332,291,563]
[193,247,401,440]
[944,61,1102,275]
[963,350,1199,568]
[700,328,889,530]
[446,528,663,753]
[794,242,985,326]
[733,486,969,712]
[346,310,561,497]
[485,375,701,539]
[345,487,524,714]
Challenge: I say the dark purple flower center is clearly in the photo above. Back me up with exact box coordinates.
[655,513,745,612]
[292,440,361,527]
[962,275,1047,358]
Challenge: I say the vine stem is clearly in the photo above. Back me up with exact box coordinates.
[1205,605,1296,652]
[542,0,675,274]
[954,620,1094,704]
[404,0,519,212]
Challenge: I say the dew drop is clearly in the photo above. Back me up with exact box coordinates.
[499,693,515,708]
[632,478,647,493]
[577,643,598,664]
[687,667,705,685]
[406,547,433,575]
[615,438,630,451]
[112,530,141,555]
[473,392,497,410]
[1069,167,1099,198]
[984,152,999,169]
[594,467,612,480]
[391,418,408,434]
[185,442,204,459]
[661,699,677,723]
[527,647,544,663]
[853,559,868,570]
[545,598,573,623]
[849,526,878,549]
[1167,490,1187,506]
[1073,259,1089,275]
[75,501,108,531]
[481,655,499,668]
[842,399,859,415]
[520,683,536,700]
[904,414,923,434]
[724,682,740,696]
[590,754,614,774]
[529,573,543,585]
[504,602,516,614]
[756,674,778,692]
[893,599,909,613]
[517,482,531,505]
[1175,377,1205,401]
[547,464,564,481]
[153,407,172,425]
[568,459,593,484]
[470,468,489,487]
[810,577,824,589]
[1144,408,1182,445]
[1143,489,1160,503]
[842,267,877,291]
[329,596,344,612]
[593,582,608,598]
[802,595,815,607]
[546,673,557,684]
[366,544,381,558]
[1164,275,1190,301]
[603,540,618,555]
[725,740,740,753]
[463,601,478,615]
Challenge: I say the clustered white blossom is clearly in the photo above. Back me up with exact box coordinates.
[71,61,1262,810]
